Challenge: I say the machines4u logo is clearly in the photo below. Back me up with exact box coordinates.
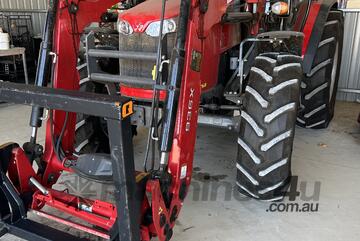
[266,176,321,213]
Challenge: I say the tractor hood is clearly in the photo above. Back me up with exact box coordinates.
[118,0,181,35]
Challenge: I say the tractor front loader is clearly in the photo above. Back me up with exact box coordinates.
[0,0,343,240]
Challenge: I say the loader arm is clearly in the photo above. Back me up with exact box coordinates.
[42,0,121,185]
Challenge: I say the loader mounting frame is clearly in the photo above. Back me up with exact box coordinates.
[0,82,140,240]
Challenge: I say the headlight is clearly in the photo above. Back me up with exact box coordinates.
[117,20,133,35]
[145,19,177,37]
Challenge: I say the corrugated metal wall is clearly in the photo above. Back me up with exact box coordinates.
[337,9,360,101]
[0,1,359,102]
[0,0,47,36]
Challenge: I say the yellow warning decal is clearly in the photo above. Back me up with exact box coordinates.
[122,101,134,119]
[152,65,157,81]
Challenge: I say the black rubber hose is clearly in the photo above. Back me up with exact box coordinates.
[143,0,167,171]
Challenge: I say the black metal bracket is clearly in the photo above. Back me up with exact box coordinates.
[0,82,130,120]
[0,219,88,241]
[0,143,26,224]
[0,81,140,241]
[0,170,26,223]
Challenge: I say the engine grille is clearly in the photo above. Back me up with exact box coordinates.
[119,33,176,87]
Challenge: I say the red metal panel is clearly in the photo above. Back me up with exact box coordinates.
[7,147,36,194]
[120,86,167,101]
[119,0,181,33]
[146,180,170,241]
[31,189,117,230]
[301,1,322,56]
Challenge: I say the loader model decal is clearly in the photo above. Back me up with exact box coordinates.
[186,88,195,132]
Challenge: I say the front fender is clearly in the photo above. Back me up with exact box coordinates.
[301,0,339,74]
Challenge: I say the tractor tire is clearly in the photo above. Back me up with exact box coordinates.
[236,53,302,201]
[75,80,109,154]
[75,60,95,154]
[297,10,344,129]
[75,36,120,154]
[75,64,135,155]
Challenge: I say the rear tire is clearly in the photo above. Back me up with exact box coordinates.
[236,53,302,201]
[297,10,344,129]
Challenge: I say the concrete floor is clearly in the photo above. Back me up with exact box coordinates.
[0,101,359,241]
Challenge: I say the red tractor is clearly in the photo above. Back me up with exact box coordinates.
[0,0,343,240]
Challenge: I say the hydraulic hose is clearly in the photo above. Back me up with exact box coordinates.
[143,0,167,171]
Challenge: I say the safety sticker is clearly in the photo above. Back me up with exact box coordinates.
[122,101,134,119]
[180,165,187,179]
